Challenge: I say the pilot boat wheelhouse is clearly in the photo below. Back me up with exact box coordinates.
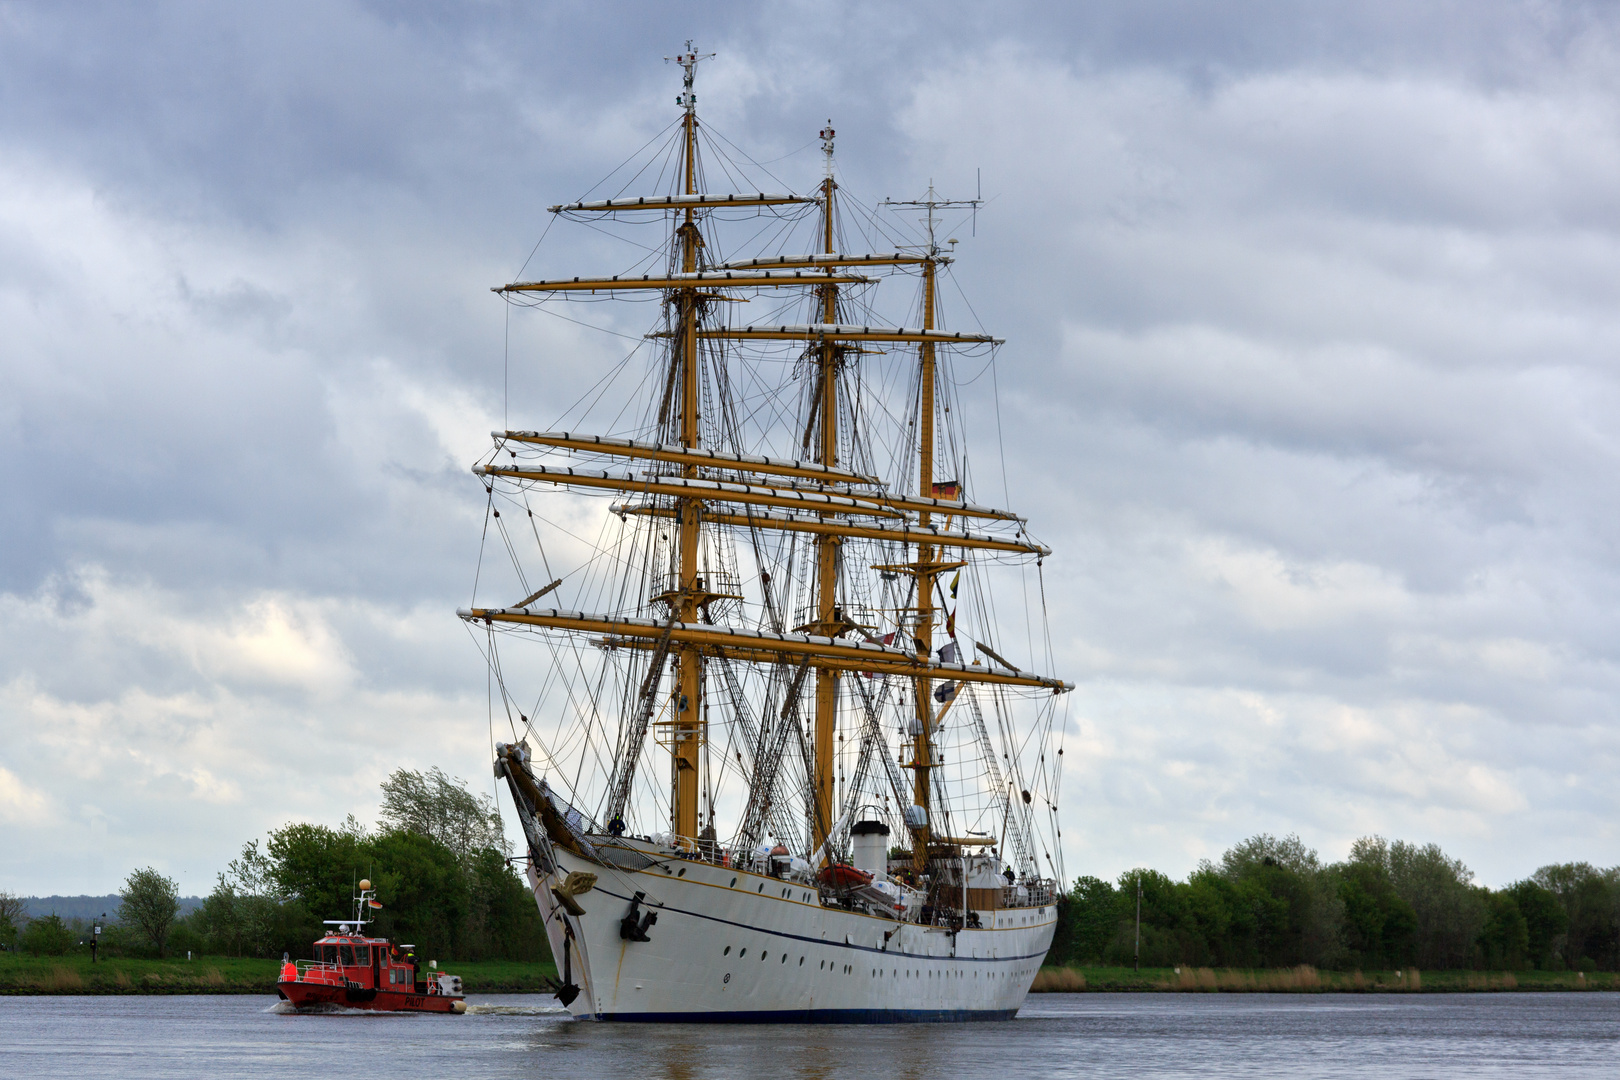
[276,880,466,1014]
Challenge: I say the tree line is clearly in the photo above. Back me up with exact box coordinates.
[2,768,548,964]
[1051,834,1620,972]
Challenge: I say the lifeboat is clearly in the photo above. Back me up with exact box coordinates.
[275,880,466,1014]
[818,863,873,889]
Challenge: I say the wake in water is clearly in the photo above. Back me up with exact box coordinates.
[266,1001,415,1017]
[463,1003,571,1016]
[266,1000,568,1017]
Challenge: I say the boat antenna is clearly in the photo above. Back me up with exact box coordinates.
[882,180,982,255]
[666,40,715,115]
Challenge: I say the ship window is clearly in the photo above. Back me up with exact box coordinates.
[322,945,338,964]
[781,955,786,964]
[739,948,747,958]
[340,946,355,967]
[757,884,764,893]
[761,952,767,962]
[678,868,686,877]
[729,877,737,888]
[723,946,730,956]
[354,945,369,965]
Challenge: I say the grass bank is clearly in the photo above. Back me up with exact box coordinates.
[1030,964,1620,993]
[0,954,557,995]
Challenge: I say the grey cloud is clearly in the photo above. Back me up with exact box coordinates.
[5,2,1620,891]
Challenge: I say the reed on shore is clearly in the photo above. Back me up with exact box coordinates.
[1029,964,1615,992]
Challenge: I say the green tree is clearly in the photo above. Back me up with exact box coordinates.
[0,891,25,950]
[464,846,549,962]
[366,828,470,960]
[1533,863,1620,971]
[1207,835,1343,968]
[1053,876,1117,964]
[1106,869,1186,967]
[198,839,310,958]
[1506,878,1569,969]
[1357,837,1485,969]
[1479,890,1529,969]
[118,867,180,957]
[379,767,509,861]
[1331,857,1417,969]
[21,913,75,956]
[266,820,372,924]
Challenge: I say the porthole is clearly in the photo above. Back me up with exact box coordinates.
[729,877,737,887]
[757,884,764,893]
[819,960,825,969]
[799,957,804,966]
[723,946,731,956]
[781,955,787,964]
[677,867,686,877]
[761,952,768,962]
[740,948,747,958]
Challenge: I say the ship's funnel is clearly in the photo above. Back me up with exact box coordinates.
[850,819,891,877]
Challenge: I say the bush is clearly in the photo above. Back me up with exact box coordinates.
[20,914,75,956]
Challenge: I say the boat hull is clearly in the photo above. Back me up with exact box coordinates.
[277,980,466,1014]
[532,839,1056,1023]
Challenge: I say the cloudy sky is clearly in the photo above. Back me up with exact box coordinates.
[5,0,1620,896]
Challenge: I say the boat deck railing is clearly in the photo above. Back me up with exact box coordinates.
[293,960,350,986]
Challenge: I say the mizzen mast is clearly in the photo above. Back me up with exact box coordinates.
[887,183,982,869]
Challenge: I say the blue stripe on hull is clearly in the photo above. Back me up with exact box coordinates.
[592,1007,1020,1024]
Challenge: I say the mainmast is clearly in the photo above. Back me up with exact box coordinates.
[810,122,840,860]
[670,43,713,843]
[887,183,980,869]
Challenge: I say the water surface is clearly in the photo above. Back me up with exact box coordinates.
[3,992,1614,1078]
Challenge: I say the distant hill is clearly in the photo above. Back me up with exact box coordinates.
[21,895,204,922]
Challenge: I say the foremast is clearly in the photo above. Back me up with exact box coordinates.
[810,122,840,860]
[670,45,707,843]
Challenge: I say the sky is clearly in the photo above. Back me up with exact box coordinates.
[4,0,1620,896]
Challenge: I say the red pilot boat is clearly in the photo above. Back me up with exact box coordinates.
[276,879,466,1014]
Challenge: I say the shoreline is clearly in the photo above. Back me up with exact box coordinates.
[4,955,1612,995]
[0,955,557,996]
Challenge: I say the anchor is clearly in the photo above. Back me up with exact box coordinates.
[549,919,581,1007]
[619,891,658,942]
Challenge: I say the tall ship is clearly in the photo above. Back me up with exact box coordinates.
[464,45,1071,1022]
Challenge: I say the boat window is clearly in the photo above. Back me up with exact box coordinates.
[723,946,730,956]
[322,944,339,964]
[340,946,355,966]
[354,945,369,965]
[729,877,737,887]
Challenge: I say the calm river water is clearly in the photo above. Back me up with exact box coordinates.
[3,992,1615,1078]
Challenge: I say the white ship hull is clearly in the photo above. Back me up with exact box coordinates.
[528,839,1057,1022]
